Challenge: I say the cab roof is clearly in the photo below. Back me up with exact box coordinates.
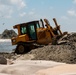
[13,20,39,29]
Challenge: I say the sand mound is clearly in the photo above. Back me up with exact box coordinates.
[29,33,76,64]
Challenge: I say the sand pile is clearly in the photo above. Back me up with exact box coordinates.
[29,33,76,64]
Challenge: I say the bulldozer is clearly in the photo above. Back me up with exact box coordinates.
[11,18,67,54]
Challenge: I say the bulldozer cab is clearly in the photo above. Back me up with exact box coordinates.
[17,20,44,40]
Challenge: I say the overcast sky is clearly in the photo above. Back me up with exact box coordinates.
[0,0,76,33]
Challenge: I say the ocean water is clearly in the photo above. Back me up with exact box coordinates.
[0,39,16,53]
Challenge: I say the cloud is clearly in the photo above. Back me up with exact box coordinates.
[0,0,26,9]
[0,4,13,18]
[19,12,26,17]
[49,6,53,10]
[29,11,35,15]
[0,0,26,18]
[61,16,68,20]
[73,0,76,4]
[10,0,26,9]
[67,10,76,16]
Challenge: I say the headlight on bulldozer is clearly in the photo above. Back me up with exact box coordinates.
[11,37,17,45]
[12,39,16,43]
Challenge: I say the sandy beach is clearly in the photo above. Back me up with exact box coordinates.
[0,60,65,75]
[0,60,76,75]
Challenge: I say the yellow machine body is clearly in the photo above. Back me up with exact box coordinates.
[11,18,66,54]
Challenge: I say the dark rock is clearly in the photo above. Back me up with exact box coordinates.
[1,29,17,39]
[0,57,7,65]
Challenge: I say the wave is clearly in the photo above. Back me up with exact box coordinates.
[0,39,11,42]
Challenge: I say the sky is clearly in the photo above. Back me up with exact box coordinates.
[0,0,76,33]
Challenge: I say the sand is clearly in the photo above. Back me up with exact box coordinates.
[36,64,76,75]
[0,60,76,75]
[0,60,65,75]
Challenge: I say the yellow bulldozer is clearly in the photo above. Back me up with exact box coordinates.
[11,18,67,54]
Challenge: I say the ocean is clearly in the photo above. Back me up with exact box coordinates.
[0,39,16,53]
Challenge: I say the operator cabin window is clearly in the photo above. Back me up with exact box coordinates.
[28,24,36,40]
[36,23,40,28]
[21,27,27,35]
